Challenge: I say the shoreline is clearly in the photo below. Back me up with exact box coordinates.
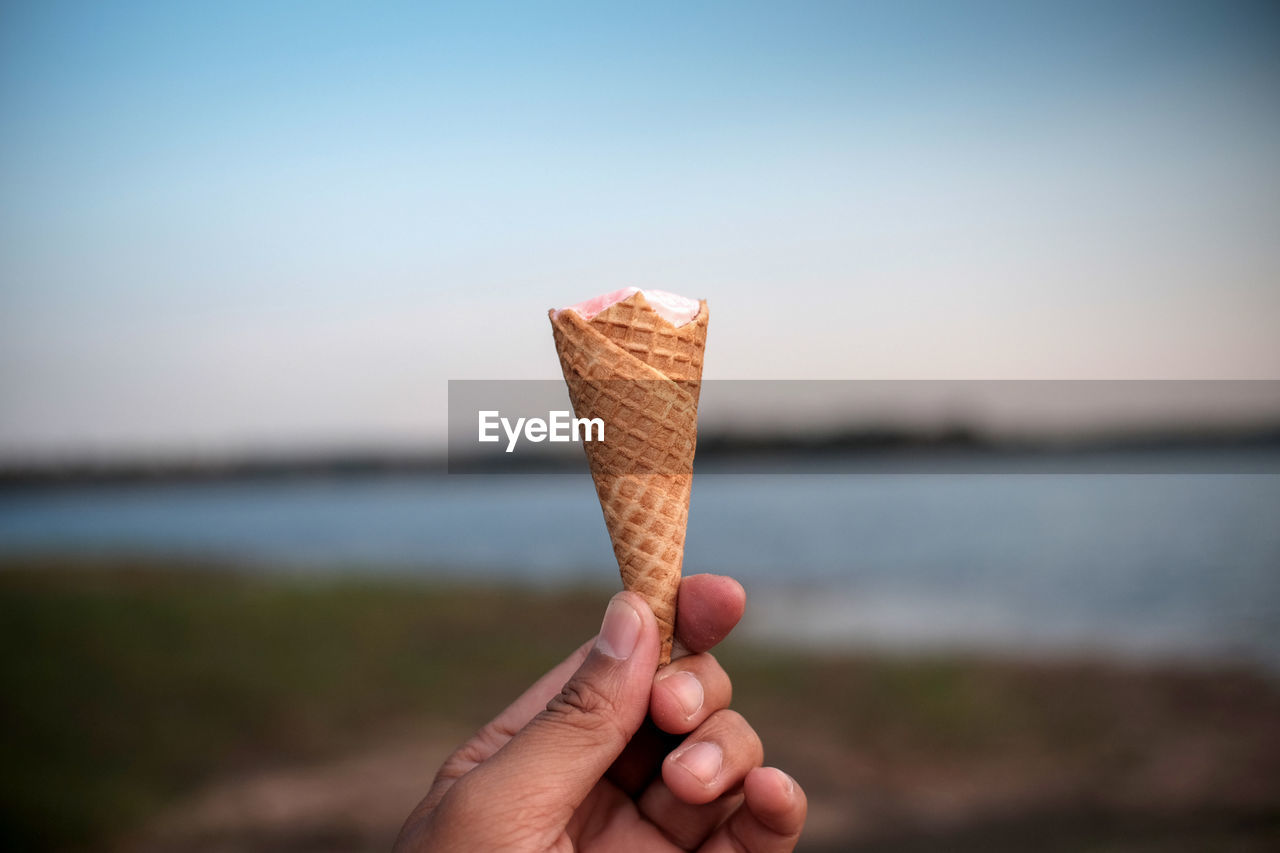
[5,552,1276,677]
[3,427,1278,487]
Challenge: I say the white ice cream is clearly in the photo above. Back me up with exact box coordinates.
[561,287,701,328]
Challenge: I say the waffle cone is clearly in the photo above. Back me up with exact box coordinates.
[549,292,708,665]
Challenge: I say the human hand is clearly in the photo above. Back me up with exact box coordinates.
[395,574,806,852]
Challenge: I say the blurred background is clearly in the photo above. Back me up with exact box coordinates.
[2,1,1279,850]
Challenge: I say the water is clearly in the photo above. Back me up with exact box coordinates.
[2,463,1278,669]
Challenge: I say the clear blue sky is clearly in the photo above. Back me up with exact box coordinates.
[2,1,1278,457]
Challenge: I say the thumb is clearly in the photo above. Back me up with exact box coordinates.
[466,591,659,821]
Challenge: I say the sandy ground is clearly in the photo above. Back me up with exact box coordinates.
[132,729,866,852]
[129,695,1280,853]
[130,727,467,853]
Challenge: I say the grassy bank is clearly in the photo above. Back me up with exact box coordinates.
[0,558,610,849]
[2,557,1278,851]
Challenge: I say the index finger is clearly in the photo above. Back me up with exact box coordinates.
[673,574,746,658]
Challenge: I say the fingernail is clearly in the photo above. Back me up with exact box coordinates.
[596,595,641,660]
[673,741,722,786]
[662,671,704,719]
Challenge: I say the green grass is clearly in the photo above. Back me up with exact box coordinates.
[0,559,606,849]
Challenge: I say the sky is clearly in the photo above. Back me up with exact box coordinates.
[1,1,1279,458]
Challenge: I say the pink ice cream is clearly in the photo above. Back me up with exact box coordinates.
[560,287,701,328]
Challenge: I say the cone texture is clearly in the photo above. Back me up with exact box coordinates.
[549,292,708,664]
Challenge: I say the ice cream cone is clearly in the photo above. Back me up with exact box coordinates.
[550,291,708,665]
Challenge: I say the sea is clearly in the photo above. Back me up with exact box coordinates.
[2,451,1278,671]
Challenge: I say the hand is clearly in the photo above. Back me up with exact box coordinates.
[395,574,806,852]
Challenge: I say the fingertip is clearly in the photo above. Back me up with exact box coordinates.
[601,590,660,653]
[719,573,747,602]
[663,740,726,804]
[588,591,661,699]
[676,574,747,653]
[683,573,746,605]
[743,767,807,837]
[615,588,657,622]
[705,574,747,613]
